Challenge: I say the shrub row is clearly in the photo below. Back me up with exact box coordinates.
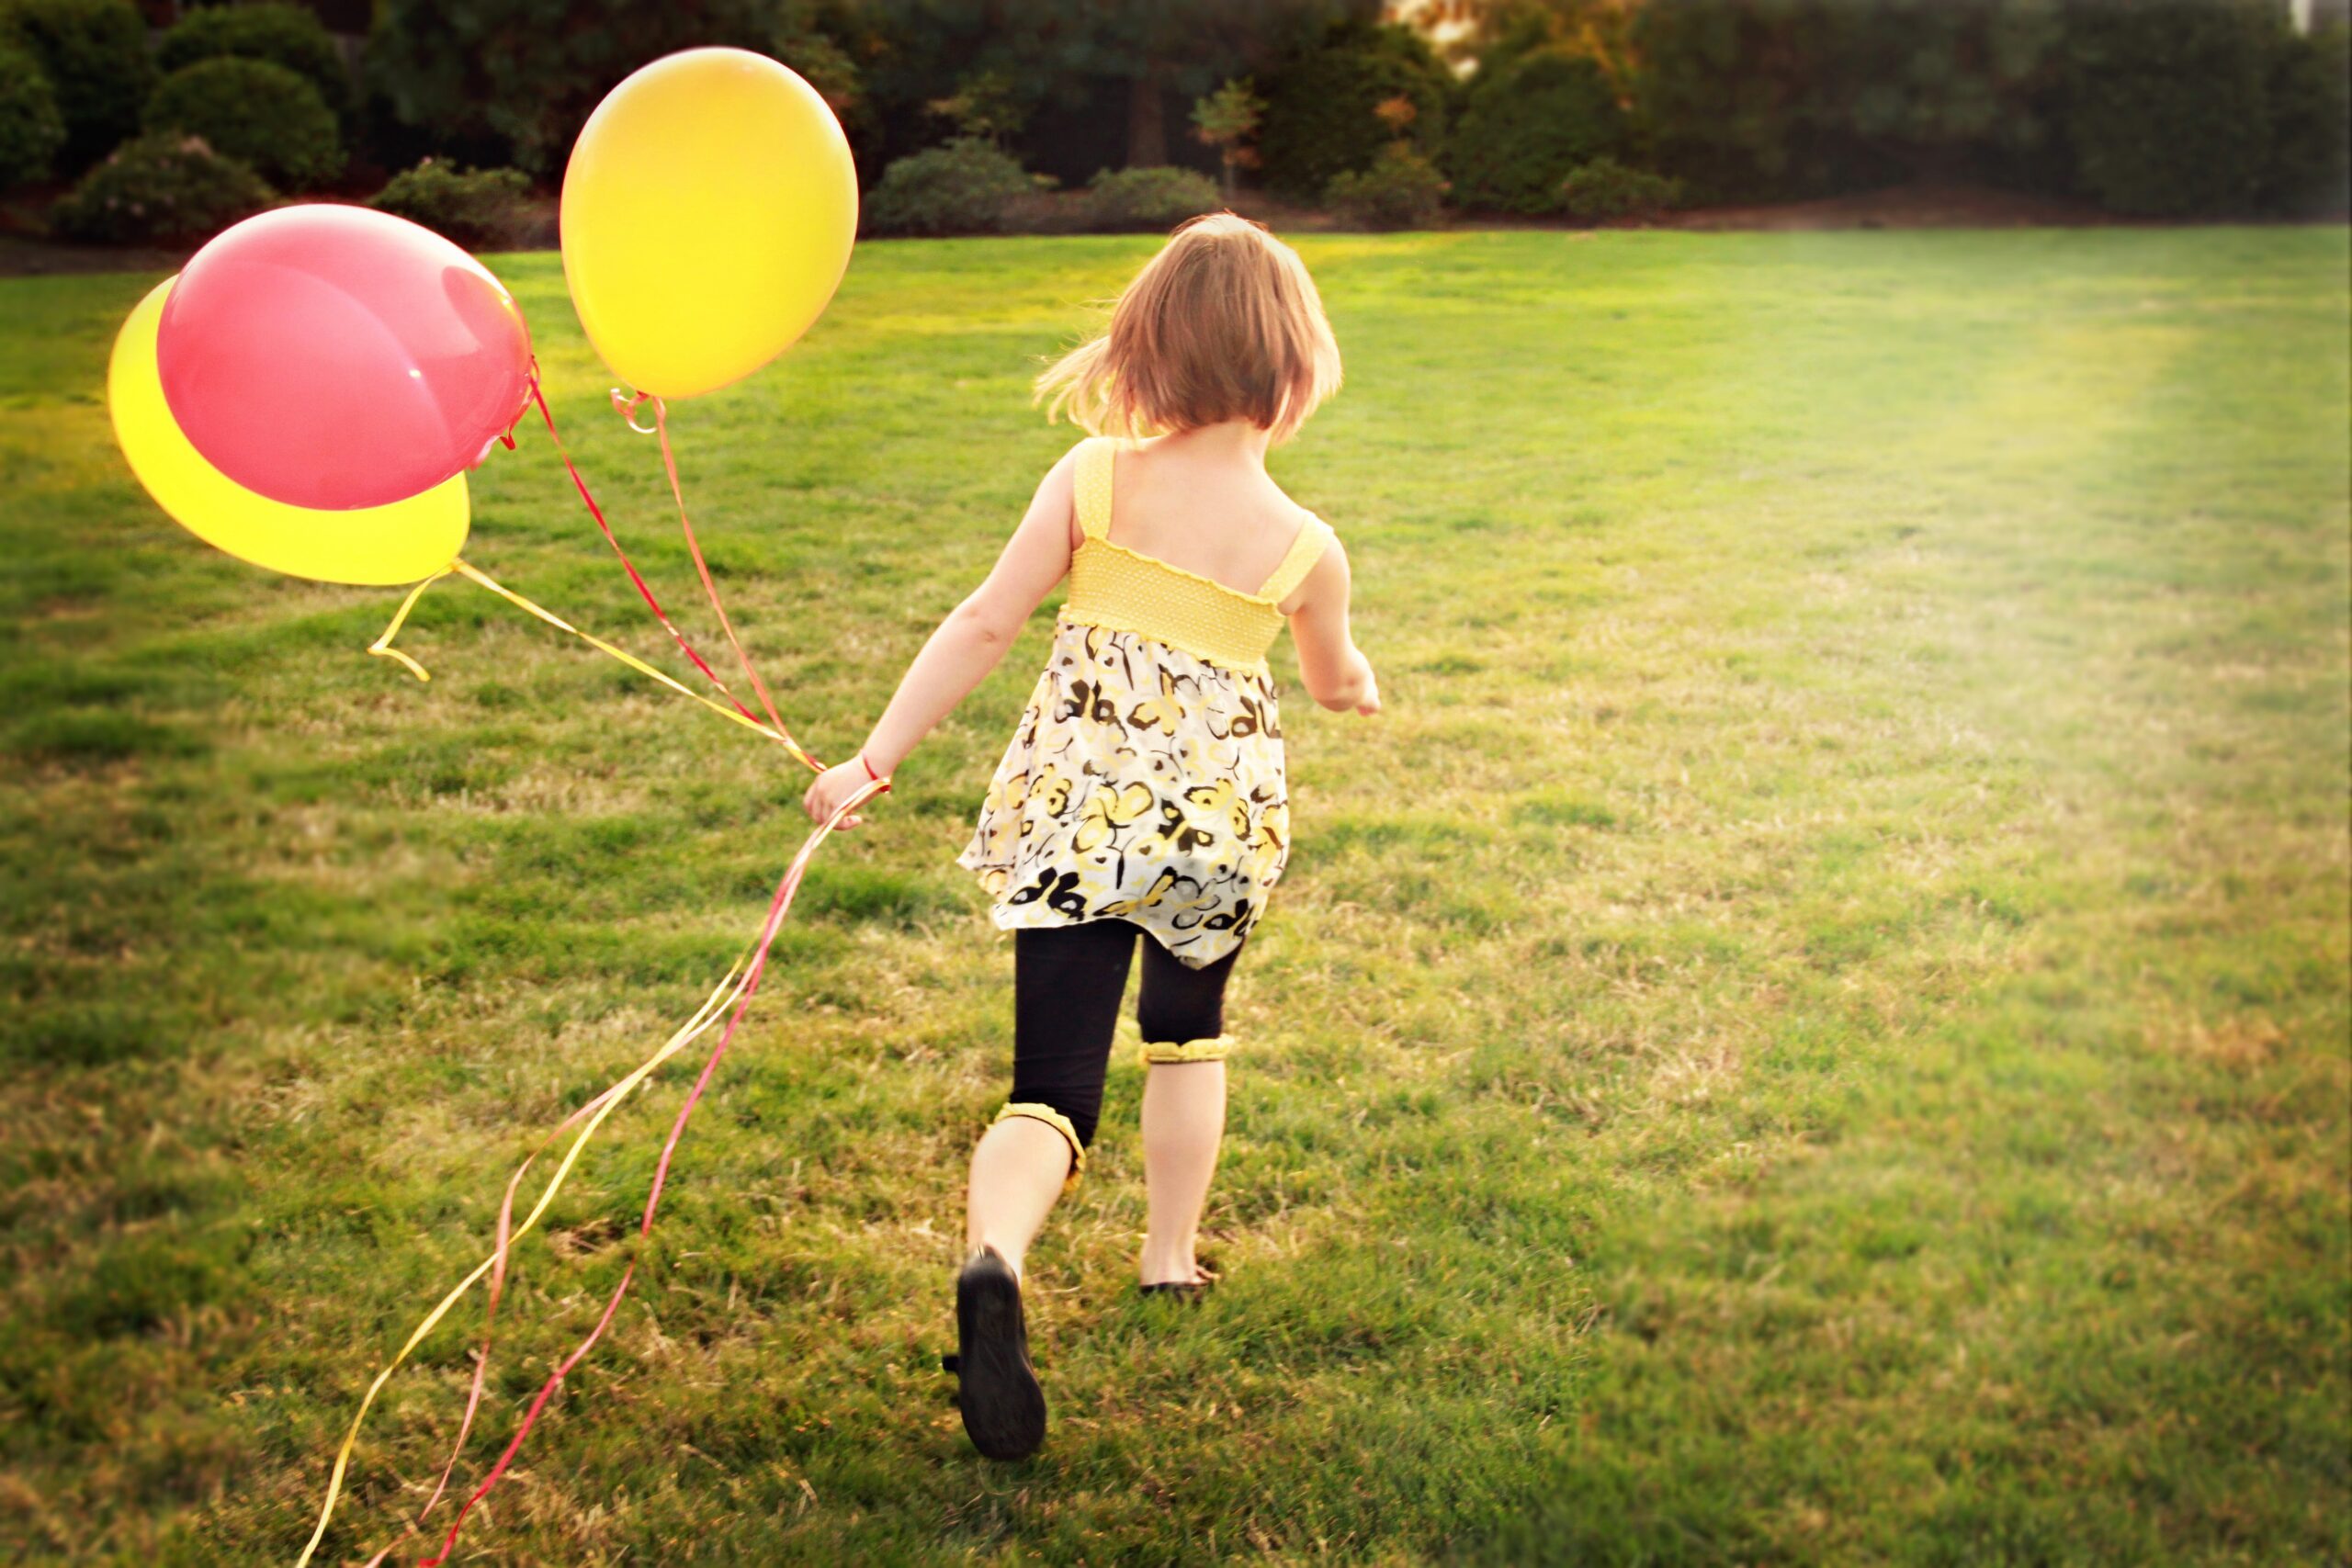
[367,158,533,248]
[1324,145,1448,231]
[854,0,2345,235]
[10,0,2347,243]
[862,142,1222,238]
[864,137,1033,237]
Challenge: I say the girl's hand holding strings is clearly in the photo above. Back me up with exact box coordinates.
[804,755,884,829]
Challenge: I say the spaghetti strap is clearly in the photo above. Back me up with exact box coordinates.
[1073,437,1115,541]
[1255,512,1333,604]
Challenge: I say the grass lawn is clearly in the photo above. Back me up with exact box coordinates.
[1,227,2346,1565]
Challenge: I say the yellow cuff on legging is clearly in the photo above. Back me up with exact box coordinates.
[993,1101,1084,1190]
[1139,1034,1233,1066]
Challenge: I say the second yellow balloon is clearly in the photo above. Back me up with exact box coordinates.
[560,48,860,401]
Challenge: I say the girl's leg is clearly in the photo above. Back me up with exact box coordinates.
[963,1119,1076,1279]
[1135,936,1243,1287]
[1138,1063,1226,1285]
[968,919,1136,1277]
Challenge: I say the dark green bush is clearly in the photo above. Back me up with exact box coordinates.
[1256,20,1451,198]
[50,131,276,243]
[368,158,532,247]
[0,0,149,170]
[1557,155,1685,221]
[145,57,344,190]
[1446,47,1626,214]
[2259,21,2350,216]
[865,137,1032,236]
[1083,165,1220,231]
[0,39,63,186]
[2062,0,2276,218]
[1323,142,1449,231]
[156,3,353,128]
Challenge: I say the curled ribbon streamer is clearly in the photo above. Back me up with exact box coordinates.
[351,1019,718,1568]
[366,570,454,682]
[526,379,778,741]
[293,960,755,1568]
[413,778,889,1567]
[412,945,718,1533]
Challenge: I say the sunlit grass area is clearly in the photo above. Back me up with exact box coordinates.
[2,227,2346,1563]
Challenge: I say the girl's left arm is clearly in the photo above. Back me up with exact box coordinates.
[803,449,1081,828]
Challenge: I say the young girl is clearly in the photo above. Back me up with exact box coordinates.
[802,213,1379,1460]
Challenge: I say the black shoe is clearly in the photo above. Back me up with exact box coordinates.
[1136,1280,1206,1302]
[1136,1258,1220,1302]
[951,1246,1046,1460]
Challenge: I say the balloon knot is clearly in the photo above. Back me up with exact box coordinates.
[611,388,659,435]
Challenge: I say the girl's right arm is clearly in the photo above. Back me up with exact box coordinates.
[1285,538,1380,716]
[801,449,1080,826]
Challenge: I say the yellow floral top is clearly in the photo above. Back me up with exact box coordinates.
[956,436,1337,967]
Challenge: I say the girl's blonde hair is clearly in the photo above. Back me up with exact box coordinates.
[1035,213,1340,445]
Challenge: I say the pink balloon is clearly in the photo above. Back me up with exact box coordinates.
[157,205,533,512]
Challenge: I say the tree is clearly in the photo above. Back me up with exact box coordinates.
[1444,44,1624,212]
[365,0,775,175]
[1191,76,1262,199]
[1450,0,1638,82]
[929,66,1029,146]
[1255,17,1453,197]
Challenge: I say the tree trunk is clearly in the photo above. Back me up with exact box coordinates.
[1127,70,1167,168]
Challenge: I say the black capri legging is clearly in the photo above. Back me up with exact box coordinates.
[996,919,1241,1183]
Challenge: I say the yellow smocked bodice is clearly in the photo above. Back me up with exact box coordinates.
[1059,436,1333,676]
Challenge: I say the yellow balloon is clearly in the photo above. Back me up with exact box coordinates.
[561,48,858,400]
[109,278,469,586]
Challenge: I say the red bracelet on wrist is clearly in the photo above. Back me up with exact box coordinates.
[857,750,887,784]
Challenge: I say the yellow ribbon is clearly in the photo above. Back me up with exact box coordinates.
[367,558,821,766]
[365,570,450,682]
